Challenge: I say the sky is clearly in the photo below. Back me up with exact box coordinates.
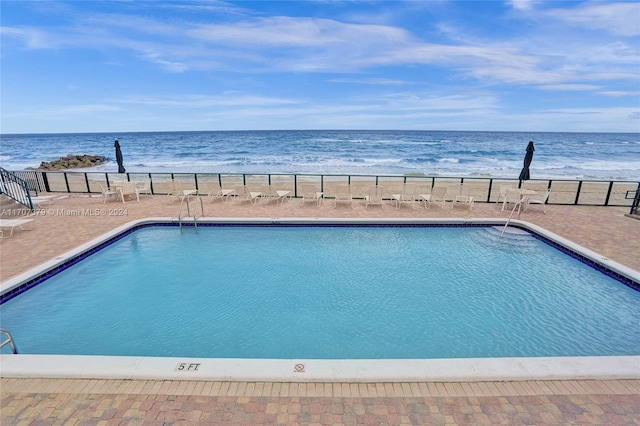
[1,0,639,134]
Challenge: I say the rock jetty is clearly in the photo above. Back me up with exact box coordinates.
[35,154,107,170]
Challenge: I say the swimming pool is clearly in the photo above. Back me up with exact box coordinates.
[1,218,639,381]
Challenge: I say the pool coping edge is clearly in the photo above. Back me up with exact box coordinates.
[2,354,639,382]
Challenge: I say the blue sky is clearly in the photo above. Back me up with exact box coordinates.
[1,0,639,134]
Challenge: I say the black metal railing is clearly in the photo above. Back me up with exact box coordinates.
[0,167,34,211]
[626,182,640,215]
[6,170,640,209]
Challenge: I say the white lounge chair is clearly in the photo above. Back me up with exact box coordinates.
[391,184,418,210]
[235,185,262,204]
[98,183,117,203]
[429,186,448,209]
[117,181,140,203]
[197,181,218,199]
[501,188,522,212]
[525,189,551,214]
[300,184,323,207]
[496,185,514,204]
[166,179,197,202]
[30,195,62,208]
[364,186,385,209]
[259,185,279,204]
[135,179,152,197]
[334,184,352,208]
[0,218,34,237]
[274,188,292,205]
[199,181,235,203]
[415,185,432,209]
[452,185,474,211]
[166,179,182,200]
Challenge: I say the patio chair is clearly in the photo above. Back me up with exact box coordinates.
[0,218,34,237]
[501,188,522,212]
[166,179,183,200]
[200,181,235,203]
[273,187,292,205]
[166,179,197,203]
[135,179,152,197]
[334,184,352,208]
[117,181,140,203]
[525,189,551,214]
[98,183,117,203]
[429,186,449,209]
[415,185,432,209]
[235,185,262,204]
[451,185,474,211]
[391,184,418,210]
[259,185,278,204]
[364,186,385,209]
[496,185,514,204]
[30,195,62,208]
[197,181,219,200]
[300,183,323,207]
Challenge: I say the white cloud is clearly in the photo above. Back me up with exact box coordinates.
[328,78,410,86]
[545,2,640,37]
[598,90,640,98]
[4,5,635,87]
[186,17,408,47]
[6,104,120,122]
[2,1,638,133]
[507,0,536,12]
[538,84,600,91]
[115,94,302,108]
[0,26,51,49]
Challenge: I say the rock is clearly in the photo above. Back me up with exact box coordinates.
[36,155,108,171]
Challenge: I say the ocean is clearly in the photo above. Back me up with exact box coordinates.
[1,130,639,181]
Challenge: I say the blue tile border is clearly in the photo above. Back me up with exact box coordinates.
[2,221,638,305]
[528,232,640,292]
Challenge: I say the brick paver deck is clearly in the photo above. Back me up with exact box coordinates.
[2,378,639,425]
[1,193,639,424]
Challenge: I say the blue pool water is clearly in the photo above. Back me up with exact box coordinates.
[1,225,639,359]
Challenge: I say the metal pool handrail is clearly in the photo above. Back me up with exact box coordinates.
[0,167,34,211]
[0,328,19,354]
[178,193,204,227]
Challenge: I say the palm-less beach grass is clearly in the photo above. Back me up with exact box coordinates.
[1,191,639,424]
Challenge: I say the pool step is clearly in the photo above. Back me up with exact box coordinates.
[473,226,539,252]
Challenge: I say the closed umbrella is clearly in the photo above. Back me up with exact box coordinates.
[115,139,126,173]
[518,140,534,182]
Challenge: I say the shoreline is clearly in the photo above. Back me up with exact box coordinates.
[9,164,640,181]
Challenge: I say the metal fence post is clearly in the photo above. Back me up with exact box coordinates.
[604,181,614,206]
[574,181,583,205]
[63,172,70,193]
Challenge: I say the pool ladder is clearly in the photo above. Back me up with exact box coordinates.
[178,193,205,227]
[501,197,526,237]
[0,328,18,354]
